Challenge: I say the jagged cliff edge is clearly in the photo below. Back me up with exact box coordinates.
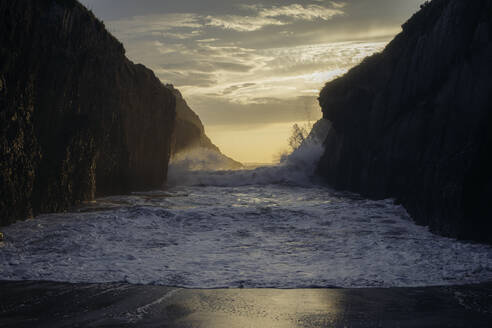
[168,86,243,171]
[317,0,492,243]
[0,0,238,226]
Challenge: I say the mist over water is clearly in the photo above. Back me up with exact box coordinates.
[167,119,331,188]
[1,139,491,288]
[167,141,325,187]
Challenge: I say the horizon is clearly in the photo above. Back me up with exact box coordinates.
[79,0,426,162]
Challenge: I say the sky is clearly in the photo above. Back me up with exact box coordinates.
[80,0,425,163]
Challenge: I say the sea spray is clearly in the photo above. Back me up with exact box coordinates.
[4,119,489,288]
[167,140,325,187]
[167,119,332,187]
[167,147,243,186]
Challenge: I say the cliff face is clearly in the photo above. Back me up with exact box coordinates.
[169,87,242,170]
[318,0,492,243]
[0,0,176,225]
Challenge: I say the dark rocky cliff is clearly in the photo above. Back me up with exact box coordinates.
[0,0,176,226]
[317,0,492,243]
[168,86,242,170]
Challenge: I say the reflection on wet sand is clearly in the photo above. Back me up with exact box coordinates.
[1,281,491,327]
[171,289,343,328]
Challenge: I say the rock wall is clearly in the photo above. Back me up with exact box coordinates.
[0,0,176,226]
[317,0,492,243]
[169,86,242,170]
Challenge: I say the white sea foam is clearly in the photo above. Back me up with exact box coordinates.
[0,183,491,288]
[170,147,242,172]
[1,139,491,288]
[167,140,325,187]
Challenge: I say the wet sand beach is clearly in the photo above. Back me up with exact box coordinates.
[1,281,491,327]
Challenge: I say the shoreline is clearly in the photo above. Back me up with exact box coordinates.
[1,280,491,327]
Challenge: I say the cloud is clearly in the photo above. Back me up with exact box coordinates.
[110,3,345,36]
[109,13,202,38]
[222,83,257,95]
[213,61,254,72]
[207,2,345,32]
[196,38,219,43]
[206,15,286,32]
[186,95,322,127]
[80,0,426,162]
[258,3,345,21]
[102,3,389,126]
[149,40,386,109]
[156,69,218,88]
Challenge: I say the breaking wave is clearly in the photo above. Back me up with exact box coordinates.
[1,183,491,288]
[2,119,490,289]
[167,140,325,187]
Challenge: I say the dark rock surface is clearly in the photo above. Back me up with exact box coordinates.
[168,86,242,169]
[0,0,176,226]
[1,281,491,327]
[317,0,492,243]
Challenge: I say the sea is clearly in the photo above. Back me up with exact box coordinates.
[1,143,491,288]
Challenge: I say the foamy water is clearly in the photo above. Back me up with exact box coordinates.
[0,143,491,288]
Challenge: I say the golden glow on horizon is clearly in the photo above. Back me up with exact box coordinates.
[174,40,387,163]
[206,120,320,164]
[81,0,427,164]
